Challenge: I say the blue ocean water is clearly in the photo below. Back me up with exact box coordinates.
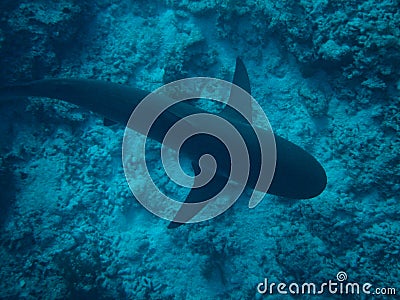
[0,0,399,299]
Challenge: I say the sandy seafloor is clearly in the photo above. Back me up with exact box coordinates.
[0,0,399,299]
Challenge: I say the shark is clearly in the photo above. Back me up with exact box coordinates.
[0,58,327,228]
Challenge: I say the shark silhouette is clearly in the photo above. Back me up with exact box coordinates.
[0,58,327,228]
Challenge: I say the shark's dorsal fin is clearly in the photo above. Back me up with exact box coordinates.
[220,57,252,123]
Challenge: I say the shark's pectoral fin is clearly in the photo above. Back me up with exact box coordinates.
[167,161,228,229]
[220,57,252,123]
[167,161,208,229]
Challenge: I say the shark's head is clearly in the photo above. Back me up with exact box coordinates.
[266,134,327,199]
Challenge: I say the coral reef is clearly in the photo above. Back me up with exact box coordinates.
[0,0,92,82]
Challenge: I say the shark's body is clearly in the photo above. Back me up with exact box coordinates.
[0,58,327,228]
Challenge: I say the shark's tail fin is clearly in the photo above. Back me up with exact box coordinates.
[0,83,33,102]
